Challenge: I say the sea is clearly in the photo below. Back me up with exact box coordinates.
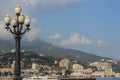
[96,78,120,80]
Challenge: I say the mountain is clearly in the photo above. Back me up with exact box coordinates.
[0,39,112,64]
[0,39,120,72]
[0,39,14,50]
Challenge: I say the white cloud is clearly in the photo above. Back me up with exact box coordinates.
[60,33,92,47]
[21,0,80,6]
[23,18,42,42]
[11,0,81,15]
[0,0,80,20]
[0,18,41,42]
[21,0,37,5]
[0,0,81,41]
[49,33,61,40]
[0,21,12,40]
[95,40,105,47]
[23,27,41,42]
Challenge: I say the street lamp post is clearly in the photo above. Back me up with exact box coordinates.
[4,5,31,80]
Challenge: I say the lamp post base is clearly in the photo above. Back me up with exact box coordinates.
[13,76,22,80]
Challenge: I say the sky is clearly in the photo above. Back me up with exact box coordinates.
[0,0,120,60]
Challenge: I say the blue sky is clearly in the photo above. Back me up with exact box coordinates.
[0,0,120,60]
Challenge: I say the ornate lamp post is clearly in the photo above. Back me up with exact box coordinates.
[4,5,31,80]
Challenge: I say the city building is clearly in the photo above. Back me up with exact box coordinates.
[72,63,83,72]
[92,71,105,77]
[32,63,39,70]
[90,62,112,71]
[59,58,72,70]
[105,67,114,77]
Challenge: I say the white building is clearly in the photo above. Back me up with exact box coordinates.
[21,61,24,69]
[11,49,16,53]
[90,62,111,71]
[71,72,84,77]
[32,63,39,69]
[59,58,72,70]
[90,61,114,77]
[72,64,83,72]
[92,71,105,77]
